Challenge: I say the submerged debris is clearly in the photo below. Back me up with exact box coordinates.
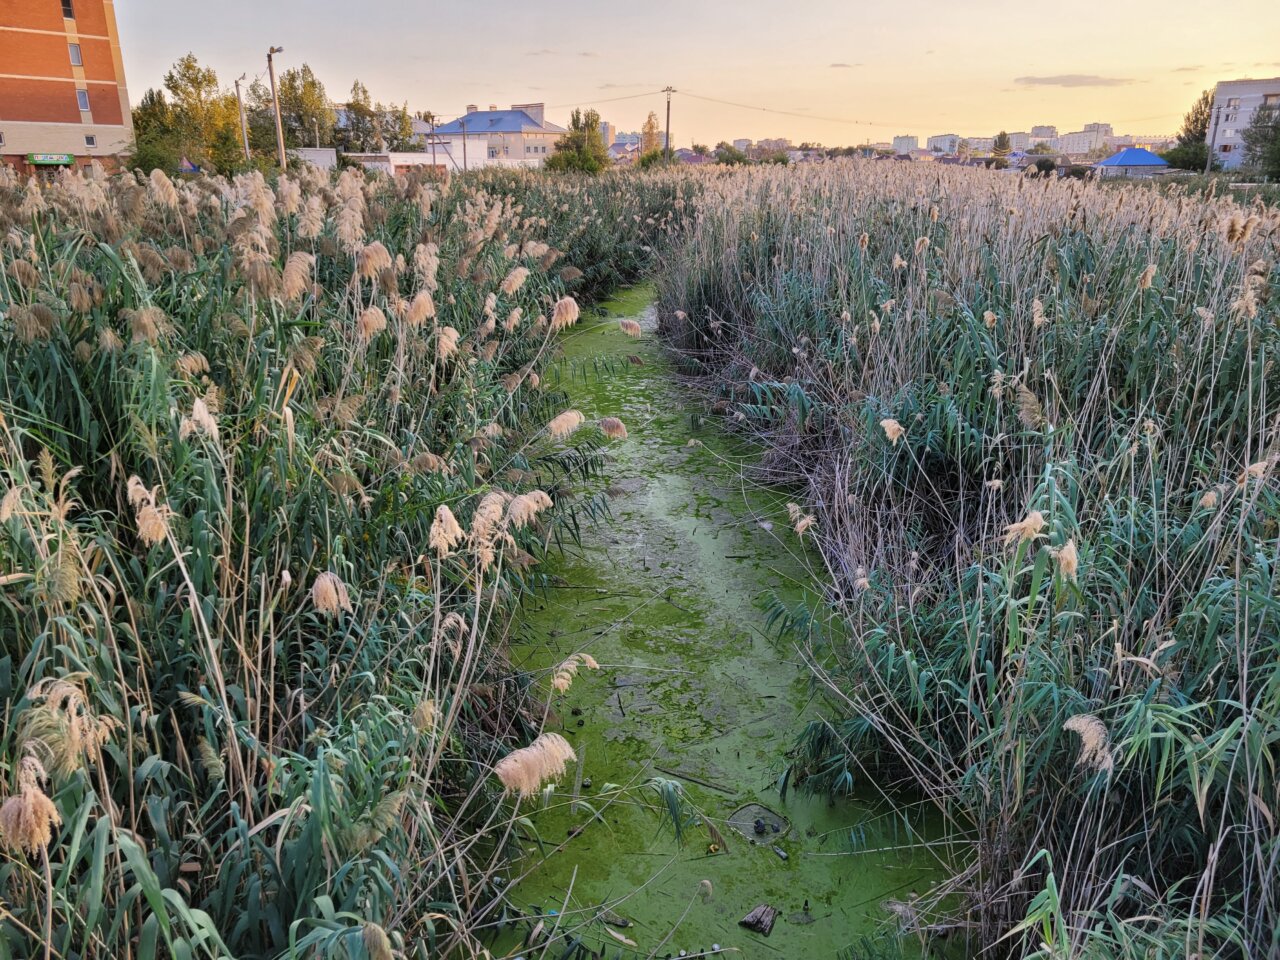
[740,904,779,936]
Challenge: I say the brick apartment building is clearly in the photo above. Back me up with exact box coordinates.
[0,0,134,175]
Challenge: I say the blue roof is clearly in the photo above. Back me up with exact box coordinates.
[433,109,565,135]
[1095,147,1168,167]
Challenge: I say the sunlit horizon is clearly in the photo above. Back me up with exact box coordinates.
[118,0,1280,146]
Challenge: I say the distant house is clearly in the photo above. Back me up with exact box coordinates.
[1093,147,1170,178]
[608,141,640,164]
[431,103,566,168]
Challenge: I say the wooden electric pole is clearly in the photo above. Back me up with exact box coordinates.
[663,86,675,162]
[267,46,287,170]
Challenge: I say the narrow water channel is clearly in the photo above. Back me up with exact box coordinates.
[497,285,946,959]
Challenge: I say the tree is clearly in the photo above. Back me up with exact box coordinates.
[341,80,377,152]
[1241,105,1280,178]
[1028,142,1055,155]
[992,131,1012,159]
[131,54,243,172]
[636,148,669,169]
[377,101,417,151]
[1163,89,1215,171]
[640,112,662,155]
[277,64,336,148]
[1177,89,1214,147]
[691,143,710,156]
[545,108,611,174]
[713,141,749,165]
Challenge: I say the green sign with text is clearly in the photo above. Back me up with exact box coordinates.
[27,153,75,165]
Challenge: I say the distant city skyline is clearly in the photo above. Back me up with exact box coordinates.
[117,0,1280,149]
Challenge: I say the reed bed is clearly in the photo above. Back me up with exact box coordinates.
[0,161,686,958]
[657,160,1280,957]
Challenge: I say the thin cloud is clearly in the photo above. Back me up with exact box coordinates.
[527,48,557,56]
[1014,74,1135,87]
[578,52,597,58]
[829,62,861,69]
[1173,65,1203,72]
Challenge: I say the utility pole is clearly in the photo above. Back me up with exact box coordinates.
[313,118,319,148]
[267,46,287,170]
[461,117,467,171]
[428,114,437,172]
[1203,104,1220,175]
[663,86,676,162]
[234,74,250,162]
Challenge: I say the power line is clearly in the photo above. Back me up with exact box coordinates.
[679,90,896,129]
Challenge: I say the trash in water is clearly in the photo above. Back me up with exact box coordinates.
[739,904,779,936]
[728,803,789,841]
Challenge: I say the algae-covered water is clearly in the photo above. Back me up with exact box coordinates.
[494,286,947,959]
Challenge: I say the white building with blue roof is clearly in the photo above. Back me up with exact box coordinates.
[431,102,566,168]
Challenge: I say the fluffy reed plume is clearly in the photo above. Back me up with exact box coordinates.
[1238,459,1271,486]
[175,351,210,378]
[17,675,119,778]
[1138,263,1157,291]
[794,514,816,537]
[362,923,394,960]
[854,566,871,591]
[1053,539,1079,582]
[503,307,523,332]
[0,756,60,854]
[437,326,460,360]
[880,418,905,446]
[618,318,643,338]
[914,236,930,256]
[148,169,180,210]
[0,484,22,522]
[1003,510,1046,547]
[412,699,437,733]
[311,572,353,617]
[282,252,314,302]
[406,290,435,327]
[130,306,171,344]
[297,195,325,238]
[1200,489,1219,509]
[983,310,998,329]
[179,397,220,444]
[493,732,577,797]
[506,490,553,530]
[1063,714,1115,774]
[551,652,601,692]
[1016,383,1046,429]
[547,409,585,440]
[500,266,530,295]
[1032,298,1047,328]
[467,491,512,571]
[550,296,580,331]
[413,242,440,290]
[599,416,628,439]
[358,306,388,342]
[429,504,465,556]
[356,241,393,281]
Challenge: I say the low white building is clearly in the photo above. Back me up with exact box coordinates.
[892,135,919,155]
[1209,76,1280,169]
[1059,129,1106,157]
[927,133,959,154]
[1007,132,1031,152]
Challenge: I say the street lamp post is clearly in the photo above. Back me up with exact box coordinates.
[267,46,287,170]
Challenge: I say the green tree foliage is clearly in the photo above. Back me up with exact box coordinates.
[714,141,749,165]
[340,80,377,152]
[992,131,1012,158]
[130,53,243,173]
[1242,105,1280,178]
[1177,89,1214,146]
[1163,89,1216,171]
[545,108,611,173]
[1028,142,1055,155]
[277,63,337,148]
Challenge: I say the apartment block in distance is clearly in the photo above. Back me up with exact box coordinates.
[0,0,134,175]
[1208,76,1280,170]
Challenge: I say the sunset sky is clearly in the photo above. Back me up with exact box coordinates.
[118,0,1280,146]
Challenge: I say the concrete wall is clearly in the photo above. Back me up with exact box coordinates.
[1210,77,1280,170]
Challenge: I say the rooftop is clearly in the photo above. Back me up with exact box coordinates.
[433,108,565,136]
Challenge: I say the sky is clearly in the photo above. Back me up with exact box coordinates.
[117,0,1280,147]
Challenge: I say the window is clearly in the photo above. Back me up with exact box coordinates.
[61,0,75,18]
[84,134,97,148]
[1221,144,1233,153]
[1265,94,1280,107]
[1223,128,1236,138]
[0,131,5,147]
[68,43,82,66]
[1226,97,1240,109]
[76,88,90,111]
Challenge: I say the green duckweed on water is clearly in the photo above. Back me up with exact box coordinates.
[493,285,949,959]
